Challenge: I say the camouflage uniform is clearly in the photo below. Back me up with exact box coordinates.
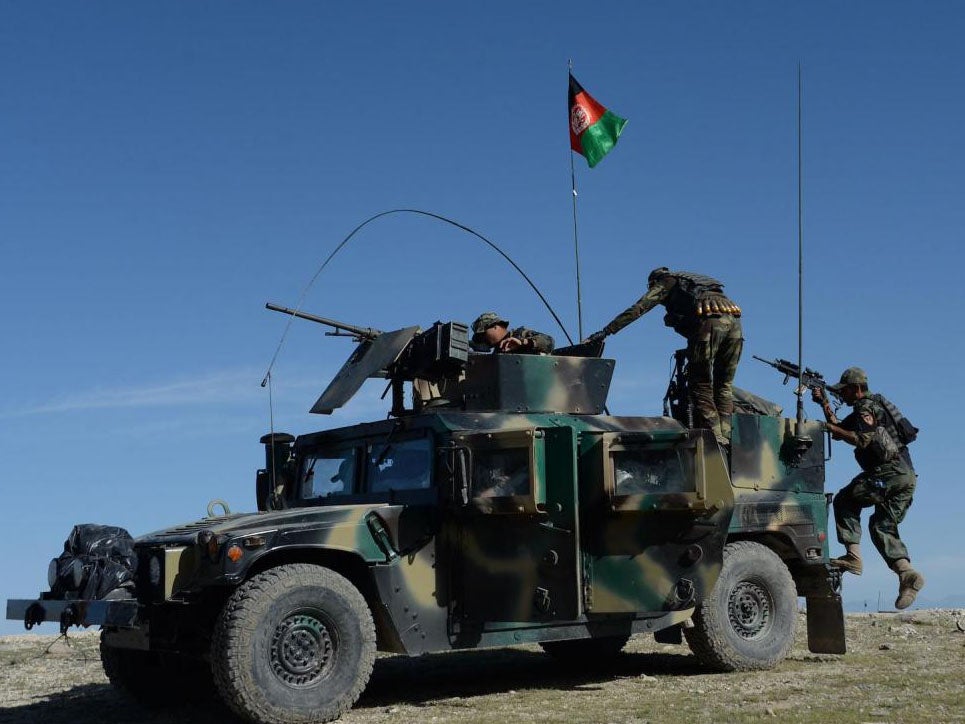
[595,269,743,444]
[831,395,917,568]
[471,312,554,355]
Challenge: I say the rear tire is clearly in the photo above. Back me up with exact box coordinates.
[211,563,376,724]
[684,541,797,671]
[539,634,630,663]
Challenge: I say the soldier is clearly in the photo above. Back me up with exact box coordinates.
[812,367,924,610]
[585,268,742,445]
[471,312,554,354]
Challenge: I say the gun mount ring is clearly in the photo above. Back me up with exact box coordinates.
[207,499,232,518]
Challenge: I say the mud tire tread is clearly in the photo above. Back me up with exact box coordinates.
[684,540,797,672]
[211,563,375,724]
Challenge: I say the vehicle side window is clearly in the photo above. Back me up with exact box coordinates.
[300,449,357,499]
[472,448,530,498]
[367,438,432,493]
[612,447,691,496]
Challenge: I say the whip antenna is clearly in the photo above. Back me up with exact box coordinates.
[796,64,805,434]
[260,209,574,387]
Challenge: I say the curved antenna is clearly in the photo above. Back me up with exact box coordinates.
[261,208,574,386]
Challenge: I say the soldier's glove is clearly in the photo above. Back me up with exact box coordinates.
[583,331,606,345]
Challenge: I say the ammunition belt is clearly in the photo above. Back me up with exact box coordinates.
[696,297,741,317]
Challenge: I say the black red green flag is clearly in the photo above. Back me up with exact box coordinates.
[568,73,627,168]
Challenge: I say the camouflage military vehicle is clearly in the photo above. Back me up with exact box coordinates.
[7,308,844,724]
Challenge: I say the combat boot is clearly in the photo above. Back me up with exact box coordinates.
[830,543,863,575]
[892,559,925,610]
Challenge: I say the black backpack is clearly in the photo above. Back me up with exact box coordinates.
[872,393,919,446]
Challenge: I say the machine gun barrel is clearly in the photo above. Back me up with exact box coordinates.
[265,302,382,339]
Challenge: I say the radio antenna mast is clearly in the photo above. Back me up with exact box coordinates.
[795,63,806,435]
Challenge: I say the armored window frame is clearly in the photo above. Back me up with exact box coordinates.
[455,429,546,514]
[600,431,708,512]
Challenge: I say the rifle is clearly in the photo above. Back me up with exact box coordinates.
[752,356,842,404]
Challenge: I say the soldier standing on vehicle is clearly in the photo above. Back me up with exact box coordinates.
[812,367,924,610]
[584,268,742,446]
[471,312,554,354]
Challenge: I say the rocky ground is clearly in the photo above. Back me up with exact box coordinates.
[1,610,963,724]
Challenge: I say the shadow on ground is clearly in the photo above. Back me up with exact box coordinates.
[0,648,705,724]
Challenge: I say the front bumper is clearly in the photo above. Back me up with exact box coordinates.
[7,598,139,633]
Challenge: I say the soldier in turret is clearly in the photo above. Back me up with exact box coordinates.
[471,312,554,354]
[812,367,924,610]
[585,268,742,446]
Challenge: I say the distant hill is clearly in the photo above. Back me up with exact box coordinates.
[844,593,965,612]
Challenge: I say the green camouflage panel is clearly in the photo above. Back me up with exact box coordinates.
[833,459,916,566]
[136,505,389,600]
[729,414,831,560]
[687,315,743,442]
[462,354,615,414]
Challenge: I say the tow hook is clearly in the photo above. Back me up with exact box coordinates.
[24,603,45,631]
[59,604,78,635]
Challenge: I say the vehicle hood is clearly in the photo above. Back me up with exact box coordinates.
[136,504,387,546]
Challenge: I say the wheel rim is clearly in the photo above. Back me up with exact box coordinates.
[269,611,335,687]
[727,580,772,639]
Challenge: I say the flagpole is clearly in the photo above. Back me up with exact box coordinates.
[568,59,584,341]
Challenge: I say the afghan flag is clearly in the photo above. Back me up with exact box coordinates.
[568,73,627,168]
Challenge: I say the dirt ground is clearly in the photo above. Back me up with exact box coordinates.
[1,610,963,724]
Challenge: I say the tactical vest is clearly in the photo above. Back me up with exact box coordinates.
[870,393,917,470]
[662,271,741,335]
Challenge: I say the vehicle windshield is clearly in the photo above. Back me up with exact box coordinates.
[300,449,356,500]
[366,438,432,493]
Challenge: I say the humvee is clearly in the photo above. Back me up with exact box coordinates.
[7,308,844,724]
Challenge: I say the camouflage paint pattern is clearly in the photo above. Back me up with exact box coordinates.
[729,414,831,560]
[688,315,743,441]
[462,354,615,414]
[10,354,839,661]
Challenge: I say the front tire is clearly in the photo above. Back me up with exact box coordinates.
[684,541,797,671]
[211,563,376,724]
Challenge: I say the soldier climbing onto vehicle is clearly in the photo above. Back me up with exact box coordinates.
[471,312,554,354]
[812,366,924,610]
[584,268,742,446]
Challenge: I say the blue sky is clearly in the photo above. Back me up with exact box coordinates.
[2,1,963,633]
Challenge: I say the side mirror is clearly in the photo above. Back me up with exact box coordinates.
[258,432,295,511]
[256,469,271,512]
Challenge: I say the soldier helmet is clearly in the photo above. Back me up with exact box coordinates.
[828,367,869,392]
[471,312,509,342]
[648,266,671,285]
